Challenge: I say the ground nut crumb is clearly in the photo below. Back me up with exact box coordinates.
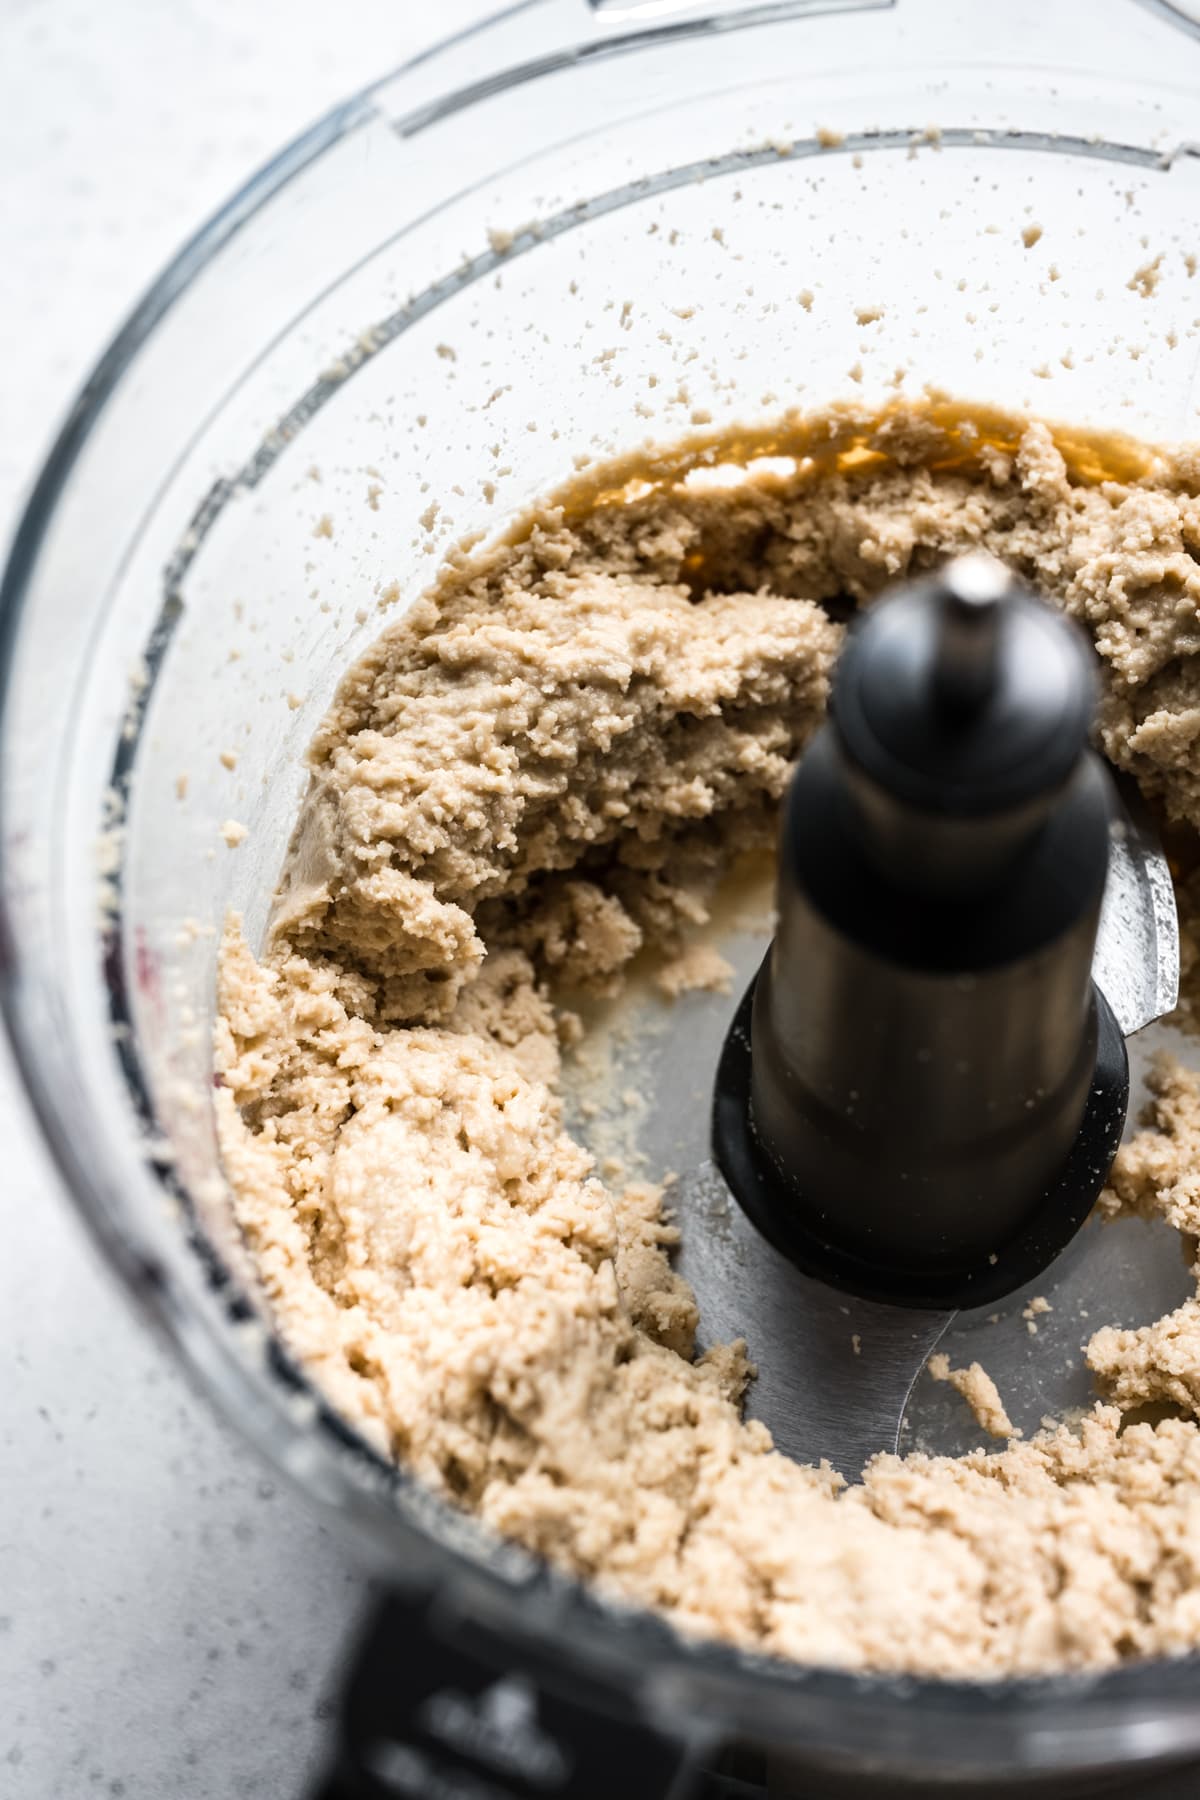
[928,1353,1019,1439]
[218,400,1200,1679]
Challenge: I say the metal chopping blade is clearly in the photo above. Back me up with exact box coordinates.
[576,780,1179,1482]
[1093,774,1179,1037]
[671,1162,950,1472]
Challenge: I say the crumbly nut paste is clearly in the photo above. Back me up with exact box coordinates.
[217,402,1200,1677]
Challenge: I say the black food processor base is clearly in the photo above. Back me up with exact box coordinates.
[312,1593,1200,1800]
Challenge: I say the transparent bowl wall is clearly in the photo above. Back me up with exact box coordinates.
[9,0,1200,1783]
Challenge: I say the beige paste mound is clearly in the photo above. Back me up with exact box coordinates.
[216,402,1200,1678]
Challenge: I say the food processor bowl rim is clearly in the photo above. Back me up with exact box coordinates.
[4,0,1200,1775]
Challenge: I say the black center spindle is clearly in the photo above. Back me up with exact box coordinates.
[712,554,1129,1309]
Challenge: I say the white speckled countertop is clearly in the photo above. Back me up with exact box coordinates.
[0,8,484,1796]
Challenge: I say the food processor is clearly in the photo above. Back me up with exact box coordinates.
[7,0,1200,1793]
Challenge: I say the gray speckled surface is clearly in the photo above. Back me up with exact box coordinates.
[0,1039,364,1797]
[0,7,484,1796]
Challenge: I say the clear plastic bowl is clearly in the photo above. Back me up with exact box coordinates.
[7,0,1200,1788]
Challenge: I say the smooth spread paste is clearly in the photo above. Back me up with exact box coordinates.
[216,403,1200,1678]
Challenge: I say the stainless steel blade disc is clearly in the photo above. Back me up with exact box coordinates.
[563,776,1179,1480]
